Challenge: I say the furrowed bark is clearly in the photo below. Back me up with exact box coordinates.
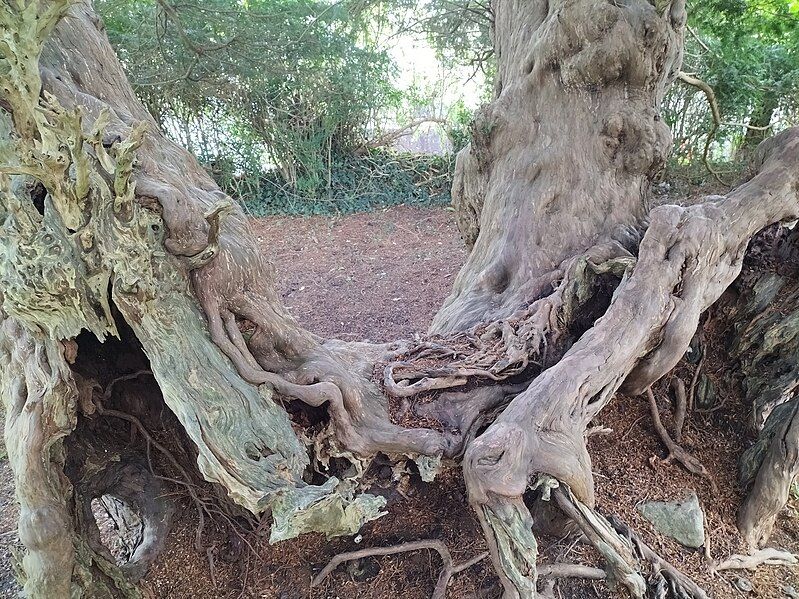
[4,0,799,597]
[730,265,799,548]
[435,0,686,332]
[0,324,77,599]
[0,0,442,592]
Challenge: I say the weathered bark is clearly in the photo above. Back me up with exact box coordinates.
[36,0,448,496]
[0,0,435,594]
[461,127,799,596]
[0,322,79,599]
[729,266,799,549]
[435,0,686,332]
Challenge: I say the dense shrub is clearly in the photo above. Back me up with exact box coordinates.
[211,151,455,216]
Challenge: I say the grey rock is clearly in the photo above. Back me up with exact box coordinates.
[735,577,753,593]
[637,492,705,548]
[696,374,717,410]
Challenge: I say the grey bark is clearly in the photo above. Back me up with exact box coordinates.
[435,0,686,332]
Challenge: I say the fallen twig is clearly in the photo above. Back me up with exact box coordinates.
[716,548,798,571]
[538,562,606,579]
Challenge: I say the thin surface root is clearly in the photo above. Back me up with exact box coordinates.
[310,539,488,599]
[716,548,798,571]
[609,515,710,599]
[646,387,718,494]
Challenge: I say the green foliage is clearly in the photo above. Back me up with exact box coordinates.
[230,150,454,216]
[98,0,402,193]
[420,0,493,70]
[97,0,479,215]
[445,99,474,152]
[664,0,799,166]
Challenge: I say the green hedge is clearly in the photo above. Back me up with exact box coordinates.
[210,150,455,216]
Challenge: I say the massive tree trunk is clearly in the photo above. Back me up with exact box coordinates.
[2,1,799,598]
[435,0,684,331]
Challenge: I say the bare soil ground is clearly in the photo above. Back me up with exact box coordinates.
[1,204,798,598]
[0,448,17,598]
[248,205,467,342]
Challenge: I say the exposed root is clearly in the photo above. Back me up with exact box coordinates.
[414,383,528,457]
[94,394,207,552]
[310,539,489,599]
[382,243,635,400]
[739,397,799,549]
[646,388,718,495]
[688,355,703,413]
[715,548,798,571]
[608,515,710,599]
[552,485,646,598]
[671,378,688,443]
[474,496,539,598]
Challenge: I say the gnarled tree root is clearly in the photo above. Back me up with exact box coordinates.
[555,484,709,599]
[310,539,489,599]
[738,396,799,549]
[383,242,636,400]
[461,130,799,595]
[552,485,646,597]
[607,515,710,599]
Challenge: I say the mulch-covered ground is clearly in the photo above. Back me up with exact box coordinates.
[1,204,798,598]
[0,455,17,598]
[248,205,467,342]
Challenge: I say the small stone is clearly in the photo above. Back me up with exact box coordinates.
[783,585,799,599]
[696,374,716,410]
[637,492,705,548]
[735,576,753,593]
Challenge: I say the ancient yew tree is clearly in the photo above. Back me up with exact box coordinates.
[1,0,799,597]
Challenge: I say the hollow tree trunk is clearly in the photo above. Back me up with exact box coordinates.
[434,0,686,332]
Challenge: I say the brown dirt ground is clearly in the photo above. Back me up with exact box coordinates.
[0,445,18,598]
[2,204,799,598]
[248,205,467,342]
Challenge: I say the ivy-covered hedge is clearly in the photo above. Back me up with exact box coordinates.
[210,150,455,216]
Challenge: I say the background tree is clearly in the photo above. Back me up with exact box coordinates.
[665,0,799,166]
